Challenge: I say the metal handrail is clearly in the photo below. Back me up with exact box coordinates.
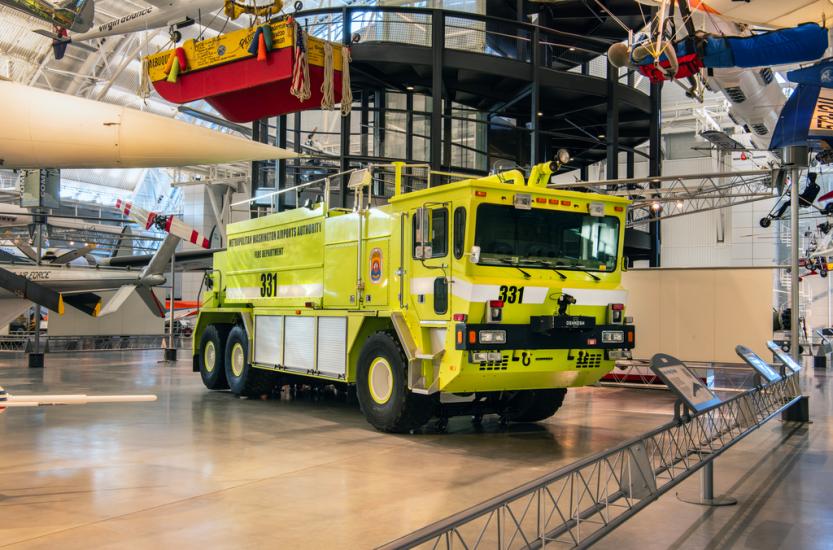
[296,6,617,49]
[380,370,802,549]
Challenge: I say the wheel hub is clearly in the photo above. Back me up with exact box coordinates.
[368,357,393,405]
[204,341,216,373]
[231,343,245,377]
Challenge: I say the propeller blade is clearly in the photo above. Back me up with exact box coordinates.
[136,286,166,318]
[98,285,136,317]
[12,238,40,262]
[0,266,64,315]
[116,200,210,249]
[52,244,98,265]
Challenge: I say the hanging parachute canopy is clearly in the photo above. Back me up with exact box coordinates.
[609,23,829,83]
[145,18,350,123]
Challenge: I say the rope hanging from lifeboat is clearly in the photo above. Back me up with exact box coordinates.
[320,40,353,116]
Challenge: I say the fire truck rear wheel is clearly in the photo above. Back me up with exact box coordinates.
[224,325,278,398]
[199,324,231,390]
[357,331,435,433]
[506,388,567,422]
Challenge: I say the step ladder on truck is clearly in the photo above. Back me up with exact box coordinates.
[192,159,636,432]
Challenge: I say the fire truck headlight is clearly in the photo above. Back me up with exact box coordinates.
[602,331,624,344]
[479,330,506,344]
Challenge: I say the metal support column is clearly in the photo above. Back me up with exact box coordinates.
[606,62,620,180]
[163,255,177,362]
[443,99,453,169]
[785,145,808,362]
[627,71,635,179]
[375,89,386,158]
[360,91,370,157]
[292,111,301,209]
[276,115,287,212]
[251,118,269,216]
[649,81,663,267]
[430,9,445,173]
[29,213,45,368]
[530,26,541,167]
[405,92,414,161]
[339,7,353,208]
[677,459,737,506]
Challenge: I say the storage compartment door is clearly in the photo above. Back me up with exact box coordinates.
[254,315,284,366]
[317,317,347,378]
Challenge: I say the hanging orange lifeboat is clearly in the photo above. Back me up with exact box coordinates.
[144,19,347,123]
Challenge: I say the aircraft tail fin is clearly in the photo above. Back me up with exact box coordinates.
[111,226,134,258]
[98,285,136,317]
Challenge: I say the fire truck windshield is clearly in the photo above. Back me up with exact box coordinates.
[474,204,620,272]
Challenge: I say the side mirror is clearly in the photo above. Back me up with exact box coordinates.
[414,207,431,260]
[470,245,481,264]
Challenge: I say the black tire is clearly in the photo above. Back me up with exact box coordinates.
[199,324,231,390]
[760,217,771,228]
[356,331,435,433]
[224,325,279,398]
[506,388,567,422]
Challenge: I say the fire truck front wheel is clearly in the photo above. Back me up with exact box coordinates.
[224,326,278,398]
[356,332,435,433]
[504,388,567,422]
[199,324,231,390]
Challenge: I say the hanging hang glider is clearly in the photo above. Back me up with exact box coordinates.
[0,81,300,170]
[0,0,95,32]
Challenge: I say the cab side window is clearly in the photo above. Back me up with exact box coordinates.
[413,207,448,258]
[453,207,466,259]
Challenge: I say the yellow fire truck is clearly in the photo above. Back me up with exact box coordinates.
[193,161,635,432]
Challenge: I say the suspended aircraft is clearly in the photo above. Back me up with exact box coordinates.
[0,0,94,32]
[608,0,829,150]
[34,0,294,60]
[0,200,216,328]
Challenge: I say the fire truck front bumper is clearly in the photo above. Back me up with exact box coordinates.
[453,319,635,356]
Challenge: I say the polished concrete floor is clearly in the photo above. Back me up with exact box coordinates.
[0,351,828,549]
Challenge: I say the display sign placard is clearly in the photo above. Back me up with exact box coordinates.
[650,353,722,412]
[735,345,782,384]
[766,340,802,373]
[19,169,60,209]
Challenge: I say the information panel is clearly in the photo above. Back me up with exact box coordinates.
[650,353,722,412]
[766,340,802,373]
[735,345,782,384]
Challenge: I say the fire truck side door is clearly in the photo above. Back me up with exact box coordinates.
[410,205,450,321]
